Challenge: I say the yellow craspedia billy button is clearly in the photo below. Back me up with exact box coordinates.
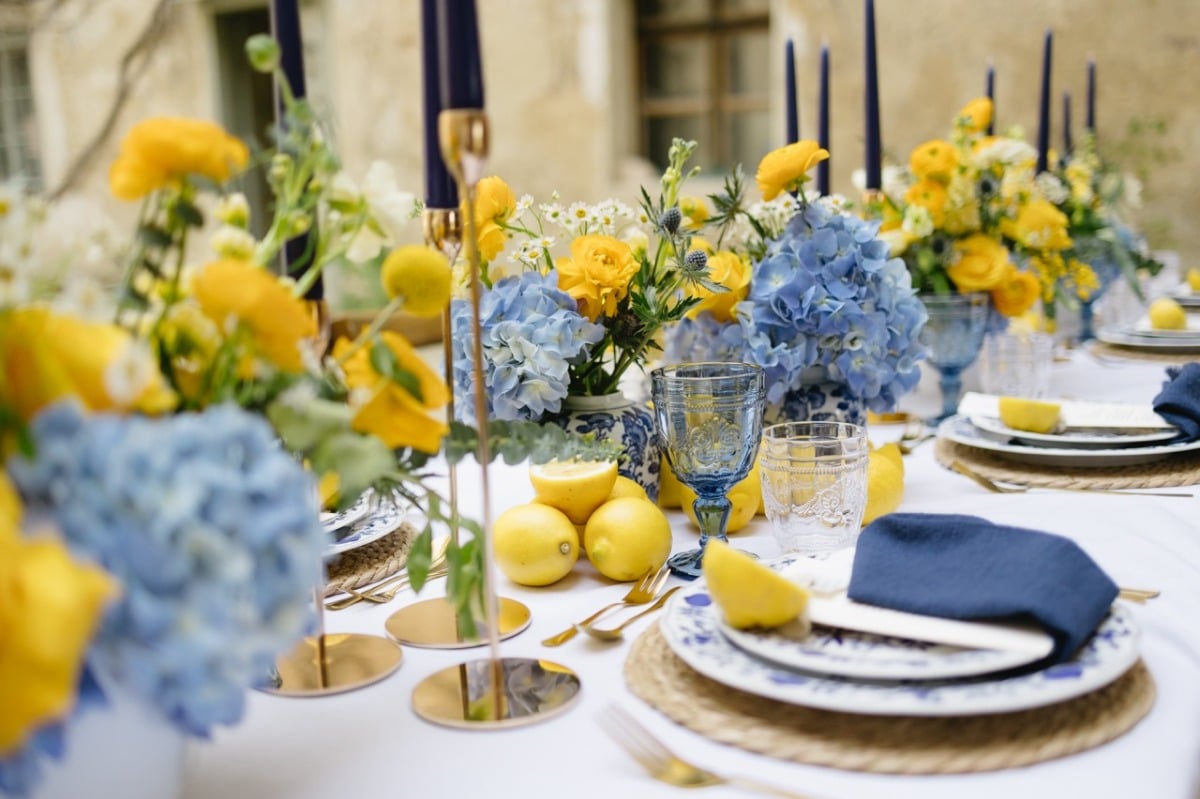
[380,245,452,317]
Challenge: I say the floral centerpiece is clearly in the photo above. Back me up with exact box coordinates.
[447,139,716,494]
[661,141,927,423]
[0,34,606,796]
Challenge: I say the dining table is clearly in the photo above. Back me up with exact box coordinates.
[183,347,1200,799]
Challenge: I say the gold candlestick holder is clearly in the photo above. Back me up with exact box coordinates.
[384,207,532,650]
[409,108,580,728]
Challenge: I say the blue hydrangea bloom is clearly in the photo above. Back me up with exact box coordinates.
[664,201,927,413]
[8,401,326,744]
[450,270,604,423]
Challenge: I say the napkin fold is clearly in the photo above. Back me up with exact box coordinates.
[1153,362,1200,441]
[847,513,1117,664]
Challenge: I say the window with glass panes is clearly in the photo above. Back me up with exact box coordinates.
[636,0,770,174]
[0,30,40,188]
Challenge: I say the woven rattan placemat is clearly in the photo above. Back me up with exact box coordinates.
[1088,341,1199,365]
[934,438,1200,490]
[625,625,1155,774]
[324,521,416,596]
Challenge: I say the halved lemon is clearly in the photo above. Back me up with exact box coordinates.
[528,459,618,525]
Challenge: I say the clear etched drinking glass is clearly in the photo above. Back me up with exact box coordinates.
[651,362,765,579]
[759,421,869,555]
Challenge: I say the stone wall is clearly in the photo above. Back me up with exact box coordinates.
[22,0,1198,263]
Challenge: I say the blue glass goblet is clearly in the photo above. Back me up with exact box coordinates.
[919,293,989,422]
[651,362,765,579]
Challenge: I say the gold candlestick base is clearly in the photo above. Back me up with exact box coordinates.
[263,633,403,697]
[411,657,581,729]
[385,596,531,649]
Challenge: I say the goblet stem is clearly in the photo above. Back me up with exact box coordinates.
[1080,300,1095,342]
[936,366,964,422]
[692,494,731,551]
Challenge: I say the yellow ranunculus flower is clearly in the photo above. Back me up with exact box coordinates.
[687,251,750,324]
[109,117,249,201]
[689,237,715,255]
[465,176,515,262]
[947,234,1011,292]
[556,234,638,320]
[334,332,449,453]
[191,259,317,373]
[1003,199,1073,252]
[0,519,116,755]
[0,309,176,424]
[958,97,993,134]
[908,139,957,182]
[989,264,1041,317]
[680,195,710,229]
[380,245,452,317]
[903,179,949,228]
[755,140,830,200]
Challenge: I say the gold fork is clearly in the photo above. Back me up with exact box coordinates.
[579,586,681,641]
[598,705,815,799]
[541,564,671,646]
[949,460,1194,499]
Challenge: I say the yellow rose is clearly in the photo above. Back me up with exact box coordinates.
[908,139,957,182]
[958,97,993,134]
[380,245,452,317]
[556,234,638,320]
[1003,199,1072,252]
[109,117,249,201]
[0,521,115,755]
[334,332,449,453]
[190,259,317,373]
[464,176,515,262]
[755,140,830,200]
[947,234,1011,292]
[687,251,750,324]
[0,309,176,423]
[989,264,1041,317]
[903,179,949,227]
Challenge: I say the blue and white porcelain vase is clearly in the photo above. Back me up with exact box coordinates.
[554,393,660,501]
[764,367,867,427]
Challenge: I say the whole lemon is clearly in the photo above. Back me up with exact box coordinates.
[862,447,905,526]
[1187,267,1200,293]
[1148,297,1187,331]
[584,497,673,582]
[529,459,618,525]
[493,503,579,587]
[998,396,1062,434]
[607,475,648,502]
[680,457,761,534]
[657,456,684,509]
[702,540,809,629]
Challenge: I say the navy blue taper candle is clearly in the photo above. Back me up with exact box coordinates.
[1086,59,1096,133]
[1036,30,1052,174]
[985,63,995,135]
[421,0,457,209]
[270,0,320,300]
[1062,91,1073,156]
[785,38,798,143]
[436,0,485,110]
[817,44,830,196]
[863,0,881,190]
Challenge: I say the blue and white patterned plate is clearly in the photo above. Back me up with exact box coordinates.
[659,580,1140,717]
[940,414,1200,468]
[325,497,407,557]
[717,556,1049,681]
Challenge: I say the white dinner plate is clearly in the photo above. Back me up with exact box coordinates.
[939,414,1200,467]
[1171,282,1200,308]
[969,415,1180,450]
[659,581,1140,717]
[1096,327,1200,352]
[716,558,1051,681]
[326,497,407,557]
[1131,315,1200,338]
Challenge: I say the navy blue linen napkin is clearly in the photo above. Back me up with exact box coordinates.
[847,513,1118,664]
[1153,362,1200,441]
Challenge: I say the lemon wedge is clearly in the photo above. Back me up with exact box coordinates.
[1187,268,1200,293]
[1148,297,1187,330]
[528,459,618,525]
[998,396,1062,434]
[863,443,904,525]
[702,540,809,629]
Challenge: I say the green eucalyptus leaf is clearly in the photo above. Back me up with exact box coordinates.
[266,396,353,452]
[309,431,397,504]
[174,200,205,228]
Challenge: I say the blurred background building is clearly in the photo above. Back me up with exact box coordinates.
[3,0,1195,299]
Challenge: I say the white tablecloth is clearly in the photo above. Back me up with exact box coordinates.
[184,351,1200,799]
